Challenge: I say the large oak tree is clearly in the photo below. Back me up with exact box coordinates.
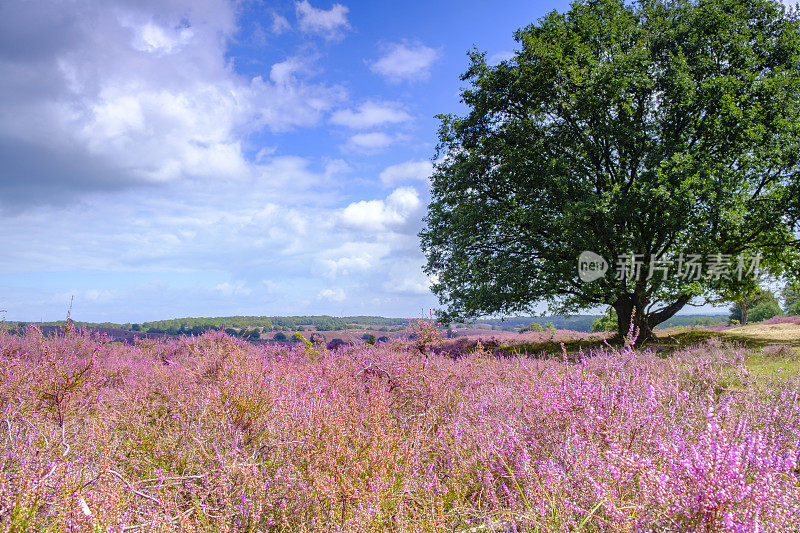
[421,0,800,343]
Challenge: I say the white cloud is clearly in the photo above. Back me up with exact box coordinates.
[488,51,515,64]
[340,187,422,232]
[330,101,411,129]
[271,12,291,34]
[295,1,350,40]
[318,241,391,278]
[322,255,373,277]
[0,0,344,211]
[387,273,432,295]
[345,132,394,151]
[0,0,445,321]
[370,41,440,82]
[0,174,438,320]
[269,55,308,85]
[317,287,346,302]
[214,281,251,296]
[255,155,346,192]
[379,160,433,186]
[55,289,117,303]
[131,22,194,54]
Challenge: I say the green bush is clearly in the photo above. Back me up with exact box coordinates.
[784,282,800,315]
[749,299,783,323]
[591,308,618,333]
[730,291,782,324]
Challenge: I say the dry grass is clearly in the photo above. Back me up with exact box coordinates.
[719,323,800,344]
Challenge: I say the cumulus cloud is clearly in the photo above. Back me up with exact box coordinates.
[271,12,291,34]
[330,101,411,129]
[340,187,422,232]
[295,1,350,40]
[345,132,395,152]
[249,155,350,197]
[370,41,441,82]
[488,50,515,64]
[0,0,343,212]
[379,160,433,186]
[385,270,433,295]
[318,241,391,278]
[317,287,346,302]
[0,0,443,321]
[131,22,194,54]
[0,173,437,320]
[214,281,251,296]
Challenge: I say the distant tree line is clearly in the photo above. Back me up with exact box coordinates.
[12,315,411,338]
[590,311,727,333]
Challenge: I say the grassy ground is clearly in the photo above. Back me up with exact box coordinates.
[660,322,800,348]
[492,322,800,380]
[667,323,800,380]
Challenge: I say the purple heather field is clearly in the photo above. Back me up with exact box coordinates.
[0,323,798,532]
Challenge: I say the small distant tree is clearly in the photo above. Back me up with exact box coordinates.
[528,321,544,333]
[244,328,261,340]
[784,281,800,315]
[361,333,375,345]
[273,332,287,342]
[328,338,346,349]
[591,308,619,333]
[727,287,771,325]
[734,291,783,323]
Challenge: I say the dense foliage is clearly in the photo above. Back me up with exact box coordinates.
[470,315,598,332]
[785,281,800,315]
[729,290,783,324]
[1,327,799,531]
[592,308,619,332]
[422,0,800,343]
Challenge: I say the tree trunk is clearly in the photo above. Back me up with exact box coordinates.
[614,293,691,346]
[613,299,655,346]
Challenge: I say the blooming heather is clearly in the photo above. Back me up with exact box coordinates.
[0,326,798,531]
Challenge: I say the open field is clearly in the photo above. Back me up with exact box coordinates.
[716,322,800,345]
[1,325,800,532]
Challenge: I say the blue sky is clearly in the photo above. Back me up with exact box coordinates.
[0,0,579,322]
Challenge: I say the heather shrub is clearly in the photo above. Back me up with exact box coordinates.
[0,328,798,531]
[761,315,800,326]
[409,315,444,353]
[763,344,800,361]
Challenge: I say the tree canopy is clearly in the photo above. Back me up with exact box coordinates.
[421,0,800,343]
[784,280,800,315]
[729,289,782,323]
